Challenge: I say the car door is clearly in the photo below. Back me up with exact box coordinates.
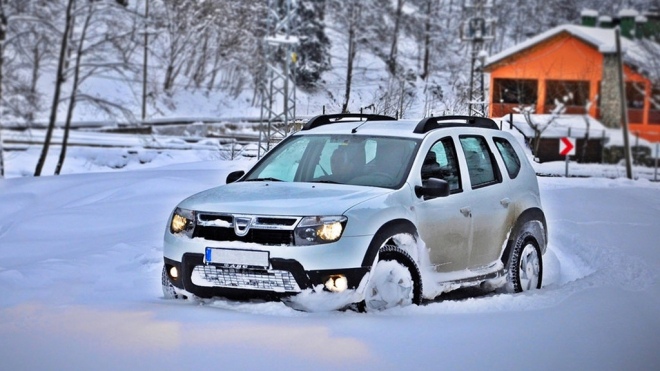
[415,137,472,273]
[458,135,514,270]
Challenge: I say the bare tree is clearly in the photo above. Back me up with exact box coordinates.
[54,0,94,175]
[518,101,566,158]
[387,0,405,75]
[34,0,74,177]
[326,0,364,113]
[0,0,8,177]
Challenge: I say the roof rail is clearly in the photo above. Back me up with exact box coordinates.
[413,115,499,133]
[302,113,397,131]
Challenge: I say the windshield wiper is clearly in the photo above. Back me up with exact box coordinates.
[244,177,283,182]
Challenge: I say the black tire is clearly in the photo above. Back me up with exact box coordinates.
[362,240,423,311]
[506,231,543,293]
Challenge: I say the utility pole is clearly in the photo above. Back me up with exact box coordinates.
[615,27,633,179]
[258,0,298,158]
[460,0,495,117]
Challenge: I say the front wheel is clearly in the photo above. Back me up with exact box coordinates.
[506,232,543,293]
[363,244,423,311]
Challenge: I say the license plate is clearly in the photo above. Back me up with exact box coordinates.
[204,248,269,269]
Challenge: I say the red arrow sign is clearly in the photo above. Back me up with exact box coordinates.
[559,137,576,156]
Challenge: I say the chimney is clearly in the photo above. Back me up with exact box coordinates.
[581,9,598,27]
[635,15,647,38]
[598,15,614,28]
[618,9,639,38]
[641,8,660,39]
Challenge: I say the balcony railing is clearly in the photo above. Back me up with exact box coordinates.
[649,110,660,125]
[491,103,522,118]
[544,105,588,114]
[628,108,644,124]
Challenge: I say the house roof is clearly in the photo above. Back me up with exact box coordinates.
[484,25,658,79]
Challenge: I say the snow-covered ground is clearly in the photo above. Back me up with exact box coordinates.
[0,148,659,370]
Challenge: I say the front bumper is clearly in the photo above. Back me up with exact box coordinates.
[164,254,370,302]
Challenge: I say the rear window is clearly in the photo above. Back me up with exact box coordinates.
[494,137,521,179]
[459,136,501,189]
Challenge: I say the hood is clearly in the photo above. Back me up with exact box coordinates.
[178,181,394,216]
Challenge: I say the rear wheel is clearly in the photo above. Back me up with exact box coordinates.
[364,243,423,311]
[506,232,543,293]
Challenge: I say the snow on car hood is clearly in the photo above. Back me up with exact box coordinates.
[177,181,394,216]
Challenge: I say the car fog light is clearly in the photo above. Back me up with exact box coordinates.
[325,275,348,293]
[169,266,179,280]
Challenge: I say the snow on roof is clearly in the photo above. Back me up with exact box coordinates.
[486,25,619,66]
[598,15,613,22]
[581,9,598,17]
[618,9,639,17]
[495,114,609,139]
[636,15,648,23]
[494,114,654,148]
[485,24,656,77]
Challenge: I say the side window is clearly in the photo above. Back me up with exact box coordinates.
[421,138,462,193]
[494,137,521,179]
[459,136,501,189]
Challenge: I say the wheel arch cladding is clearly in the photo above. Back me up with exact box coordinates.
[500,207,547,267]
[361,219,418,267]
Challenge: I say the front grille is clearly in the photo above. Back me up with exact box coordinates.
[193,213,298,245]
[194,226,293,245]
[191,265,301,292]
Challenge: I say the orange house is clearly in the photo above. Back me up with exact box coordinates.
[484,24,660,142]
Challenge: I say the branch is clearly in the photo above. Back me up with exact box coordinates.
[75,93,136,122]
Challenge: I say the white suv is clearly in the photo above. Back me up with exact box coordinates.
[162,114,547,311]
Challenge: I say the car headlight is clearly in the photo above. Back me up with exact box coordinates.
[170,207,196,237]
[294,216,347,245]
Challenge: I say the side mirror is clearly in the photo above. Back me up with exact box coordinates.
[226,170,245,184]
[415,178,450,199]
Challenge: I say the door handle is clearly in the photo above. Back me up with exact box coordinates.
[500,198,511,207]
[460,207,472,217]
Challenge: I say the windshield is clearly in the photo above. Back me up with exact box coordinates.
[244,135,420,188]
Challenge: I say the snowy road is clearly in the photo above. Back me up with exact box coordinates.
[1,161,659,370]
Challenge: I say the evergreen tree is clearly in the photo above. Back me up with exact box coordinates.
[294,0,331,91]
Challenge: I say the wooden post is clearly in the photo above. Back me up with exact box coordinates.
[565,127,571,177]
[601,130,606,164]
[655,142,658,182]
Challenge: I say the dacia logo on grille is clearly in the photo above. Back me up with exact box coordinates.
[233,216,253,237]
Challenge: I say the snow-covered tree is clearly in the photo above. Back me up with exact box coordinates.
[294,0,331,91]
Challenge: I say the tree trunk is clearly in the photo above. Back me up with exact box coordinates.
[55,2,93,175]
[34,0,75,176]
[580,115,591,163]
[27,38,43,125]
[342,1,359,114]
[533,131,542,158]
[421,0,432,80]
[0,1,7,178]
[387,0,404,76]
